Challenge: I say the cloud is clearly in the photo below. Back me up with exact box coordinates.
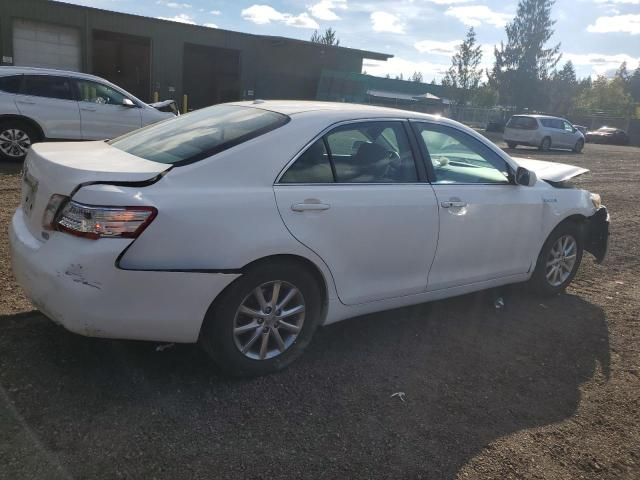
[204,23,219,28]
[157,13,196,24]
[210,10,221,15]
[587,14,640,34]
[241,5,320,29]
[445,5,512,27]
[564,52,640,75]
[156,0,191,8]
[414,39,462,56]
[426,0,473,4]
[309,0,348,21]
[370,11,405,33]
[593,0,639,4]
[363,57,450,80]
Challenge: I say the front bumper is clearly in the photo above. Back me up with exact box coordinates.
[9,209,239,342]
[585,206,609,263]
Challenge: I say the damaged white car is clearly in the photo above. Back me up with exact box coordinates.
[9,101,609,376]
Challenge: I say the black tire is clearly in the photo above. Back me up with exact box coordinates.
[539,136,551,152]
[530,222,584,296]
[573,139,584,153]
[199,260,323,377]
[507,142,517,149]
[0,120,40,162]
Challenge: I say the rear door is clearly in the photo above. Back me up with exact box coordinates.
[72,78,142,140]
[412,121,542,291]
[274,120,440,306]
[14,75,81,139]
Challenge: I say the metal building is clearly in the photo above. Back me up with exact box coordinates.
[0,0,391,109]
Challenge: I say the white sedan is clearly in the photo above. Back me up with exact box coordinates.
[9,101,609,376]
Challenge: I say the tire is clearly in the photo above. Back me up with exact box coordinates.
[539,136,551,152]
[199,260,323,377]
[0,120,39,162]
[530,222,584,296]
[573,139,584,153]
[507,142,517,149]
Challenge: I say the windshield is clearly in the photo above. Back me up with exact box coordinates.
[110,104,289,165]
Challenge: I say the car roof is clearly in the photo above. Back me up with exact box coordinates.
[227,99,456,124]
[0,66,110,83]
[511,114,564,120]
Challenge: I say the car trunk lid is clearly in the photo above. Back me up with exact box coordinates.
[511,157,589,182]
[20,141,169,239]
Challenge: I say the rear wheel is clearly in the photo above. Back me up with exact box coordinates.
[0,121,39,162]
[507,142,517,149]
[530,222,583,296]
[573,139,584,153]
[199,261,322,377]
[539,136,551,152]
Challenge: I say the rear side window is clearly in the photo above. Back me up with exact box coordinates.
[110,105,289,165]
[280,139,333,183]
[506,116,538,130]
[0,75,22,94]
[22,75,73,100]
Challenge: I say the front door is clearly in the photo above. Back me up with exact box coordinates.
[274,121,439,305]
[411,121,543,291]
[73,79,142,140]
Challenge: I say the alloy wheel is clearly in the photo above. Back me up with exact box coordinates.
[233,280,305,360]
[0,128,31,158]
[545,235,578,287]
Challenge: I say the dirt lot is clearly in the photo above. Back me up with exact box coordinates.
[0,141,638,479]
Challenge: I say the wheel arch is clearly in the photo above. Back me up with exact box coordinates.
[0,114,45,140]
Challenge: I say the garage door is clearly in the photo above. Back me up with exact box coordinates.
[13,19,81,71]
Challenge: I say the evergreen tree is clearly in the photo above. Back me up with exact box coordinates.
[629,65,640,102]
[410,71,424,83]
[441,27,483,105]
[310,27,340,46]
[547,61,577,114]
[490,0,561,110]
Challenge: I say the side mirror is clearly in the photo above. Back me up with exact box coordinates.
[515,167,537,187]
[122,98,136,108]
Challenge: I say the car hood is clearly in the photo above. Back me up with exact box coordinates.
[511,157,589,182]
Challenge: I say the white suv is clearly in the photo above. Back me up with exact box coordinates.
[0,67,175,161]
[503,115,585,153]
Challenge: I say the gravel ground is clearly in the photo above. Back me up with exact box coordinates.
[0,142,638,479]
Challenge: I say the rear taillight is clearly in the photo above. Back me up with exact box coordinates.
[53,200,157,240]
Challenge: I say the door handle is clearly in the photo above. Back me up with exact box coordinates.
[291,202,331,212]
[80,107,97,112]
[440,201,467,208]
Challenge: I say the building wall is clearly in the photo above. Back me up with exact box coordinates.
[0,0,376,105]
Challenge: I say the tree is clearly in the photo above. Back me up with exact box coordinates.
[490,0,561,110]
[575,76,633,116]
[410,71,424,83]
[547,60,578,114]
[629,65,640,102]
[616,61,630,84]
[441,27,483,105]
[310,27,340,46]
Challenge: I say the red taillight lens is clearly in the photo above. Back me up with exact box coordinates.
[55,200,157,240]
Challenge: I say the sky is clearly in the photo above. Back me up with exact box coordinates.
[61,0,640,81]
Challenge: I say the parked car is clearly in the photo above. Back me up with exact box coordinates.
[0,66,176,161]
[503,114,585,152]
[9,101,609,376]
[585,127,629,145]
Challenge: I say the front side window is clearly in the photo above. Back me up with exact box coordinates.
[110,104,289,165]
[22,75,73,100]
[0,75,22,94]
[563,121,574,132]
[415,123,510,185]
[75,79,126,105]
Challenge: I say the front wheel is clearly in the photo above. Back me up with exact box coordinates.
[573,139,584,153]
[530,223,583,296]
[199,261,322,377]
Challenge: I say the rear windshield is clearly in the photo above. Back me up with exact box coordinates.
[506,116,538,130]
[110,105,289,165]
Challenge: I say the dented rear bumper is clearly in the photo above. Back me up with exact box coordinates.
[585,207,609,263]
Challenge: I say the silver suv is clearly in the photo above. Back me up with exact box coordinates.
[503,115,585,153]
[0,67,176,161]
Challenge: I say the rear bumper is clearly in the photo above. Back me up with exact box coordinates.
[585,207,609,263]
[9,208,239,343]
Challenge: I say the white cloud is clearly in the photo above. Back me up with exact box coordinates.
[593,0,639,4]
[204,23,219,28]
[564,52,640,75]
[364,57,450,80]
[157,13,196,24]
[210,10,221,15]
[241,5,320,29]
[426,0,473,4]
[156,0,191,8]
[414,39,462,56]
[309,0,347,21]
[370,11,405,33]
[445,5,512,27]
[587,14,640,34]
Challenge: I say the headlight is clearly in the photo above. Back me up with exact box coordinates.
[590,193,602,209]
